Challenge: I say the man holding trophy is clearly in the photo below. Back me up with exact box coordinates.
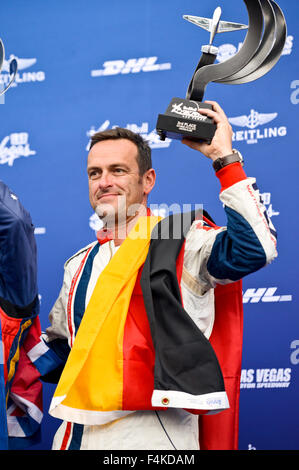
[30,0,284,450]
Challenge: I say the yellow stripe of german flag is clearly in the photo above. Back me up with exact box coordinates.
[53,216,160,412]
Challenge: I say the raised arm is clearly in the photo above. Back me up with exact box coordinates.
[182,101,277,290]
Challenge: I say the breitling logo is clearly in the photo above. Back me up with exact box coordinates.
[1,56,37,72]
[229,109,277,129]
[0,54,45,88]
[228,109,287,145]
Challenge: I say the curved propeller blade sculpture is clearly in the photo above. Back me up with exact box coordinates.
[186,0,287,102]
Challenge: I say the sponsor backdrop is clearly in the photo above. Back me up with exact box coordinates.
[0,0,298,450]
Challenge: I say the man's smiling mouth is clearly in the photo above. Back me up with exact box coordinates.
[98,193,120,200]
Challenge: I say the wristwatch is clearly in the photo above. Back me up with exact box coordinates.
[212,149,244,172]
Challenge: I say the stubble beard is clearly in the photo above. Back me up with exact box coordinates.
[94,195,145,239]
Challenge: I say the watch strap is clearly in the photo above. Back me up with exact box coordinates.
[212,151,243,172]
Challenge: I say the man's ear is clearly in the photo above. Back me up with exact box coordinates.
[143,169,156,195]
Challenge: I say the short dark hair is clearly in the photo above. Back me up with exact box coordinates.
[89,127,152,175]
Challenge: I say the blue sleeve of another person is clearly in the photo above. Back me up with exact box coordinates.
[0,181,38,311]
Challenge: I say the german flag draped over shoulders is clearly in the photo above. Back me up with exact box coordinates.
[49,211,243,450]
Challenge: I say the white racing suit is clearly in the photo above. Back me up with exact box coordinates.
[29,164,277,450]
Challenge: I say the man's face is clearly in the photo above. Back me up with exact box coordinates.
[87,138,155,225]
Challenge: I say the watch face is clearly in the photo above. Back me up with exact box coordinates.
[233,150,243,163]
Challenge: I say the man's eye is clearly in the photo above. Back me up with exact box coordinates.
[89,170,99,179]
[114,168,125,174]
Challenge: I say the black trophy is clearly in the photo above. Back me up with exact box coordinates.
[156,0,287,143]
[0,38,18,96]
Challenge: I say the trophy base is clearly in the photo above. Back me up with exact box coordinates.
[156,98,217,144]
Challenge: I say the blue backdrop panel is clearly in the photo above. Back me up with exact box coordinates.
[0,0,298,450]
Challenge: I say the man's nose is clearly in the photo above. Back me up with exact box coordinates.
[98,171,114,189]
